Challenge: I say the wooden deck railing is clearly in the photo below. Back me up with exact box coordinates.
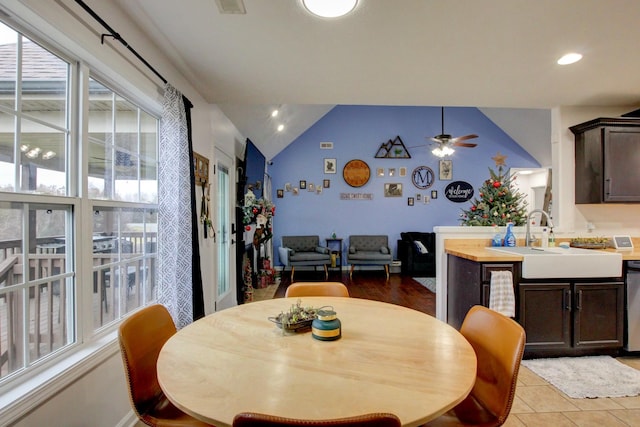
[0,233,157,379]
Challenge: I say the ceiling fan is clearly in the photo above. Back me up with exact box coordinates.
[429,107,478,157]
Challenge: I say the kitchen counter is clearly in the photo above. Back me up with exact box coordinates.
[445,238,640,262]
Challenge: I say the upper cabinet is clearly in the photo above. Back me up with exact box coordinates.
[571,117,640,203]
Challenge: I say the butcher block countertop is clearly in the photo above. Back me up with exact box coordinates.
[444,238,640,262]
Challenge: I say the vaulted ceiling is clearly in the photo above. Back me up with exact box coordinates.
[113,0,640,162]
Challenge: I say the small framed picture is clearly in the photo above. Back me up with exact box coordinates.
[293,187,299,195]
[308,183,315,192]
[384,183,403,197]
[416,194,421,201]
[277,189,284,198]
[439,160,453,180]
[407,197,414,206]
[431,190,438,199]
[316,185,323,194]
[285,183,292,192]
[300,180,307,189]
[377,167,384,177]
[388,168,396,177]
[323,179,330,188]
[399,167,407,177]
[324,158,337,174]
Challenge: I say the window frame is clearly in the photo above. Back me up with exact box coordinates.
[0,21,161,397]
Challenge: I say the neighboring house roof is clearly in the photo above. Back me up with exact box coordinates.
[0,40,67,80]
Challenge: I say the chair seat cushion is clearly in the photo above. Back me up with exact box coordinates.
[290,252,330,262]
[348,251,392,262]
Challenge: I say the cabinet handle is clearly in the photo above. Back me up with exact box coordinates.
[605,178,611,196]
[564,289,572,311]
[576,289,582,311]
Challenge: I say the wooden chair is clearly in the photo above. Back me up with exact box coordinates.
[285,281,350,298]
[233,412,401,427]
[425,305,526,427]
[118,304,213,427]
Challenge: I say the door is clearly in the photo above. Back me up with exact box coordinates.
[519,282,572,354]
[603,127,640,202]
[573,282,624,348]
[215,150,235,310]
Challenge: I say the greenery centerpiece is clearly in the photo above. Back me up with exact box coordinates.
[269,299,318,333]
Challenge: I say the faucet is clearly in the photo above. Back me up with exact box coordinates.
[525,209,554,247]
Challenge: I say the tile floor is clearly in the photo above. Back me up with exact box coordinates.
[505,356,640,426]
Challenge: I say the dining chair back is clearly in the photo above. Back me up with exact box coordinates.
[426,305,526,427]
[118,304,212,426]
[233,412,401,427]
[285,281,350,298]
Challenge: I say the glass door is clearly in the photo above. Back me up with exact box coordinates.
[217,163,230,299]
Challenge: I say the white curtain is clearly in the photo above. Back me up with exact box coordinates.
[158,83,193,328]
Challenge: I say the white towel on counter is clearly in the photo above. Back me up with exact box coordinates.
[489,270,515,317]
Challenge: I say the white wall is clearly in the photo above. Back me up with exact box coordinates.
[0,0,243,425]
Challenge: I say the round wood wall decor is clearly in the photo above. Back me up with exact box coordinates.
[342,159,371,188]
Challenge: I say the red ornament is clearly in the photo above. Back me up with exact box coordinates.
[479,192,483,197]
[471,206,477,211]
[252,207,258,214]
[245,225,251,231]
[493,181,501,188]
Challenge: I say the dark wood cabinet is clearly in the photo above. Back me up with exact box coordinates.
[571,117,640,203]
[447,255,517,329]
[519,280,624,357]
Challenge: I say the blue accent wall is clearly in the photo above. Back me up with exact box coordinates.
[269,105,540,265]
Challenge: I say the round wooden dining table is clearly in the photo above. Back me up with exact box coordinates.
[157,297,477,427]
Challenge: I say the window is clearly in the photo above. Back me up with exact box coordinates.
[0,21,159,384]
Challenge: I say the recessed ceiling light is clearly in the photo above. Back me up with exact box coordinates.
[271,109,279,118]
[302,0,358,18]
[277,124,285,132]
[557,52,583,65]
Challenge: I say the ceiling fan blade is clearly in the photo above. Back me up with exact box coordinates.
[451,134,478,143]
[453,141,478,148]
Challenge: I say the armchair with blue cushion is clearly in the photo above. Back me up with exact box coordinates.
[397,232,436,277]
[278,235,331,281]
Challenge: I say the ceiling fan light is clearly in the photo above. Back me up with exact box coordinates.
[302,0,358,18]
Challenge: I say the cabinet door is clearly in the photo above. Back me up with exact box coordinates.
[447,255,481,330]
[519,283,571,354]
[573,282,624,348]
[603,128,640,202]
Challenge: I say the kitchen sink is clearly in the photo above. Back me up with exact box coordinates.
[487,246,623,278]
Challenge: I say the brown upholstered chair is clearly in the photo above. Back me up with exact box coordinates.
[233,412,401,427]
[285,281,350,298]
[425,305,526,427]
[118,304,213,427]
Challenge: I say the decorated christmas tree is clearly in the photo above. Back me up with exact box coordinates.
[459,153,528,226]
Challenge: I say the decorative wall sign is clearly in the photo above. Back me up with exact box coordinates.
[193,151,209,184]
[342,159,371,187]
[444,181,474,203]
[375,135,411,159]
[340,193,374,200]
[411,166,435,189]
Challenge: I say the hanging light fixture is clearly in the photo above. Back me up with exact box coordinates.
[302,0,358,18]
[432,146,455,158]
